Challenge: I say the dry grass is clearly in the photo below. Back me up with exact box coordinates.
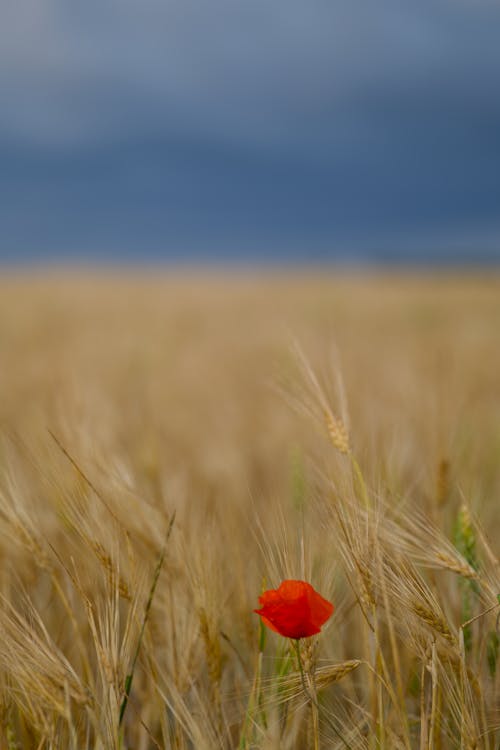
[0,269,499,749]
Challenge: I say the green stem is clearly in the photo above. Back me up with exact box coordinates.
[293,640,353,750]
[119,511,176,727]
[350,456,370,510]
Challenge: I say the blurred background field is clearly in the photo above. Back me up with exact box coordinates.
[2,271,499,507]
[1,270,500,748]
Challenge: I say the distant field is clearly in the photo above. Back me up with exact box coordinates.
[0,270,499,748]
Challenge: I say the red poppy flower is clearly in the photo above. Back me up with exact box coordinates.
[254,579,334,639]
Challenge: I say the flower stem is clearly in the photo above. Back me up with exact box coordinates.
[293,640,319,750]
[293,640,353,750]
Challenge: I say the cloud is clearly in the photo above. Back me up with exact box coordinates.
[1,0,500,258]
[2,0,499,151]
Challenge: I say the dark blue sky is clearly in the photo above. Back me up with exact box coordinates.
[1,0,500,263]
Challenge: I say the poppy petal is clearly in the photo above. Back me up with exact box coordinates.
[254,580,334,639]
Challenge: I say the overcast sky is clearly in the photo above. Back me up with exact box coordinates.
[1,0,500,262]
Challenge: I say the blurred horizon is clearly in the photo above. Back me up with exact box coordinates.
[2,1,500,265]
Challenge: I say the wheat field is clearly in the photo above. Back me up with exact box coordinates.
[0,270,499,749]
